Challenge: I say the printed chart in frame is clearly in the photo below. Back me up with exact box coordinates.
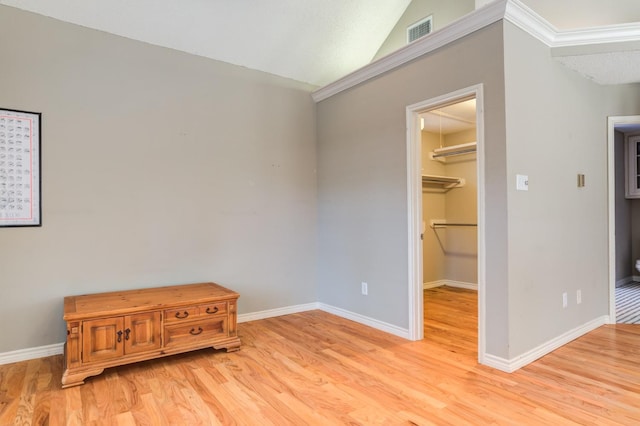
[0,108,41,227]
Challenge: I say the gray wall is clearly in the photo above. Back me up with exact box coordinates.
[317,23,509,357]
[0,6,318,352]
[503,21,640,357]
[373,0,475,61]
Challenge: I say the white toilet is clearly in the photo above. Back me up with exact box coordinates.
[636,259,640,273]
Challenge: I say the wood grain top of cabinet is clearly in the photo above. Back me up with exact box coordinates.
[63,282,239,321]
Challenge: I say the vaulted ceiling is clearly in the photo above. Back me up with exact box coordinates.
[0,0,411,87]
[1,0,640,87]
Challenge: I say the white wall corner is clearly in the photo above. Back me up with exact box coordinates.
[312,1,507,102]
[503,0,556,46]
[481,315,608,372]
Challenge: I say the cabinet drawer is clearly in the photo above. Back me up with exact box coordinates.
[164,317,228,348]
[198,302,227,316]
[164,306,198,323]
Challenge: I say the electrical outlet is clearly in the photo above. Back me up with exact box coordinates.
[361,282,368,296]
[562,292,567,308]
[516,174,529,191]
[577,290,582,304]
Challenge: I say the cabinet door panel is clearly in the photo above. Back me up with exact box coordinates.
[626,136,640,198]
[124,312,162,354]
[83,317,124,363]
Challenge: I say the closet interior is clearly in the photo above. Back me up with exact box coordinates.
[421,98,478,292]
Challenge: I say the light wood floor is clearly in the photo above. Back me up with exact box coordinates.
[2,287,640,425]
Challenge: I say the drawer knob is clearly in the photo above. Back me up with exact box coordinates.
[175,311,189,319]
[206,306,219,314]
[189,327,203,335]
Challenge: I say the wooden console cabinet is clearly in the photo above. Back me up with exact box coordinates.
[62,282,240,388]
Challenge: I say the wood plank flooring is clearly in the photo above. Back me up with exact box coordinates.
[2,287,640,425]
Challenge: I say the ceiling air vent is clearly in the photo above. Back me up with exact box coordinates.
[407,15,433,43]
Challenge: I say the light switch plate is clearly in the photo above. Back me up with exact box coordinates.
[516,174,529,191]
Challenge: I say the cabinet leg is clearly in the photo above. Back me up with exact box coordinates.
[61,367,105,388]
[213,337,241,353]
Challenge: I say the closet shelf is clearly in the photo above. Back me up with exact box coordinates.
[422,174,465,191]
[430,220,477,229]
[429,142,477,162]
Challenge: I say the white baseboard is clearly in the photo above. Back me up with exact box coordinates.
[240,301,409,340]
[481,315,608,373]
[423,280,447,289]
[317,303,410,339]
[424,280,478,291]
[0,342,64,365]
[0,302,409,365]
[237,302,319,323]
[616,276,634,287]
[4,302,602,372]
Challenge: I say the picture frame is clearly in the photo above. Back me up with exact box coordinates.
[0,108,41,227]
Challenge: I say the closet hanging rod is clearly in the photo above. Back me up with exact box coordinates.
[430,222,477,228]
[432,148,477,158]
[431,141,477,159]
[421,175,461,184]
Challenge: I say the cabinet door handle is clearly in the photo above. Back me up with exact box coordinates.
[175,311,189,319]
[117,330,123,343]
[206,306,219,314]
[124,328,131,341]
[189,327,203,335]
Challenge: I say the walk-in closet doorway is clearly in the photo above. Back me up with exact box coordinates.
[421,97,479,356]
[406,85,486,363]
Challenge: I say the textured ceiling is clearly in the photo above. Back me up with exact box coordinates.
[517,0,640,30]
[0,0,411,87]
[555,50,640,85]
[2,0,640,88]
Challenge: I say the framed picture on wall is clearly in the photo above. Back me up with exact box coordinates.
[0,108,41,227]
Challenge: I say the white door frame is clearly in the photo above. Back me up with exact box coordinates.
[606,115,640,323]
[405,84,486,363]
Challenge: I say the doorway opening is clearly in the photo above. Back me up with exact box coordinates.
[607,116,640,325]
[406,84,486,363]
[421,98,478,356]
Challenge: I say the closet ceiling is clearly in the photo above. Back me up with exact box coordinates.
[421,99,476,135]
[1,0,640,87]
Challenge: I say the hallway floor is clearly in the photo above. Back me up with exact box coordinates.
[616,281,640,324]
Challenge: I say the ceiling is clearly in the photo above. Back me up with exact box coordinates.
[421,99,476,135]
[1,0,640,88]
[518,0,640,29]
[0,0,410,87]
